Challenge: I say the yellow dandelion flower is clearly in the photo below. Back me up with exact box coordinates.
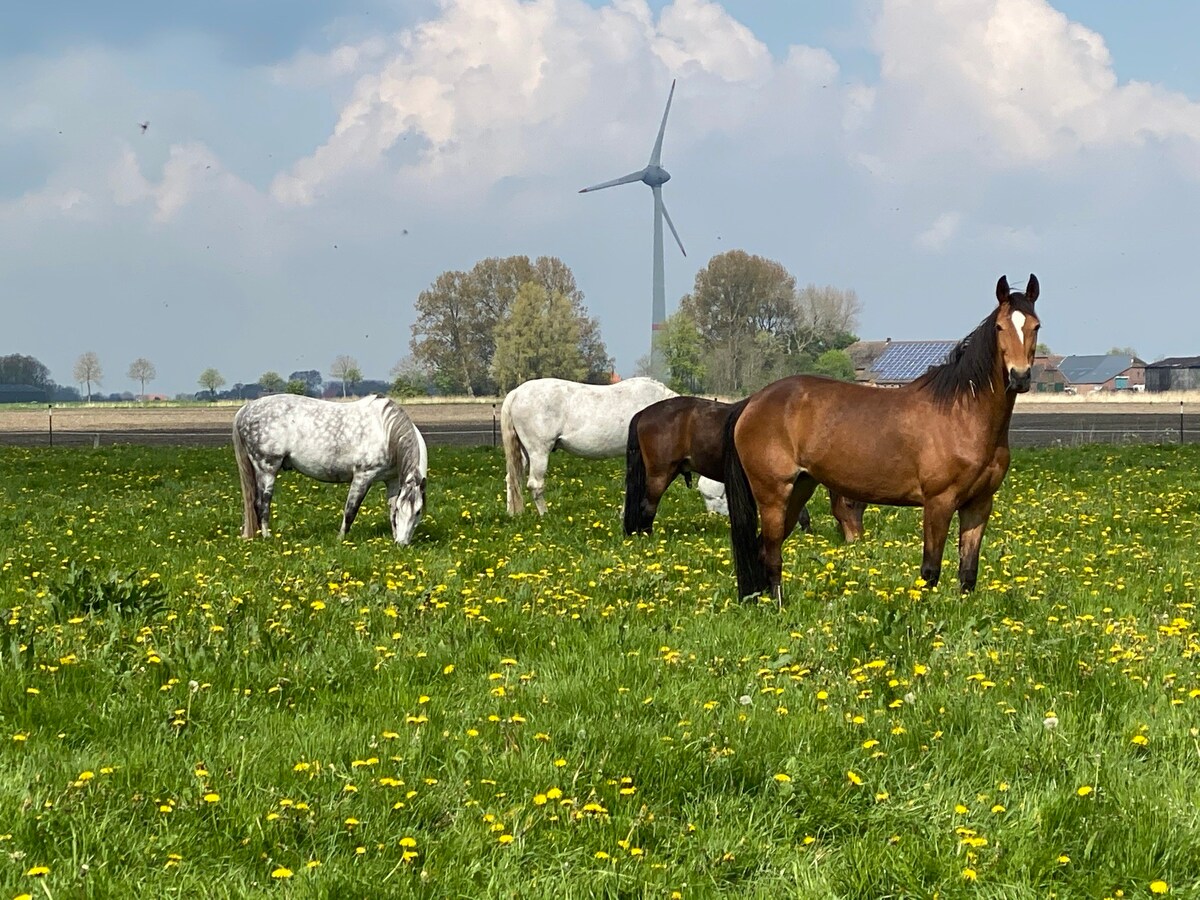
[847,770,864,786]
[498,834,515,844]
[399,837,417,848]
[962,867,977,882]
[271,867,293,879]
[1131,734,1149,746]
[773,773,791,783]
[533,794,548,806]
[1076,785,1093,797]
[203,792,220,803]
[26,865,50,877]
[954,803,969,814]
[1150,881,1169,895]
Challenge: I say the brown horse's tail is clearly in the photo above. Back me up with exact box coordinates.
[623,413,649,535]
[723,401,768,598]
[501,393,525,515]
[232,415,260,539]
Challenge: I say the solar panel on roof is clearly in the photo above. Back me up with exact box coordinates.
[870,341,957,382]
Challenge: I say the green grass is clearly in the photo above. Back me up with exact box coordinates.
[1,442,1198,898]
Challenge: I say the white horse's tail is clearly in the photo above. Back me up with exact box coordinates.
[232,415,260,538]
[500,393,526,515]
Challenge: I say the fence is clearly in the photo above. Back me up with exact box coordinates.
[0,411,1197,450]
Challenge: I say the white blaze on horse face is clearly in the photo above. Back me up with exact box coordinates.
[1011,311,1027,347]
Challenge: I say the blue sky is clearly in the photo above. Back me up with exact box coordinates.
[3,0,1200,394]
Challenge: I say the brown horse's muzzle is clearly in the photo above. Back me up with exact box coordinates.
[1007,368,1031,393]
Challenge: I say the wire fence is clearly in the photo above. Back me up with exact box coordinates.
[0,413,1196,449]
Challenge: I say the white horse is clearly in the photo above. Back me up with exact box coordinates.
[502,377,677,515]
[233,394,427,543]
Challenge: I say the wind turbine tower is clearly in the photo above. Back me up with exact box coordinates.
[580,80,686,376]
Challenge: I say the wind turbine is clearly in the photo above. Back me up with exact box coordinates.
[580,80,686,376]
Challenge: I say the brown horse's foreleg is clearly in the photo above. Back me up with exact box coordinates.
[919,498,956,588]
[956,494,994,592]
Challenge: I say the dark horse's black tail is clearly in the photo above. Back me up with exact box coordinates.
[723,401,768,598]
[623,414,650,535]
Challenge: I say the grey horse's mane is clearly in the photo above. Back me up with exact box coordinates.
[367,395,420,469]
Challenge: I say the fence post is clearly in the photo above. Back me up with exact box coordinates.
[48,404,53,447]
[1182,400,1186,445]
[492,404,498,447]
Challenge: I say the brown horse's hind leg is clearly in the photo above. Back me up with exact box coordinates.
[638,469,677,533]
[757,475,818,604]
[832,491,867,543]
[919,497,956,588]
[956,494,994,592]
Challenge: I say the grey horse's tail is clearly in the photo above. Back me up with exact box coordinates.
[500,392,526,515]
[232,413,260,538]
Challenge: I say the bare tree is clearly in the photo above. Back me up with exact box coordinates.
[795,284,862,352]
[127,357,157,401]
[330,355,362,398]
[73,351,103,402]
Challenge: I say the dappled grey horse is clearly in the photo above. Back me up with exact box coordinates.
[233,394,427,543]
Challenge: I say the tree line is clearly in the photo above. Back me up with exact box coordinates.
[2,248,862,404]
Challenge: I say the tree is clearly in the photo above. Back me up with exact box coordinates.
[389,356,431,399]
[0,354,52,388]
[288,370,323,396]
[411,255,610,395]
[330,355,362,398]
[811,349,856,381]
[285,379,308,395]
[491,283,585,391]
[680,251,799,394]
[198,368,226,400]
[1035,342,1053,357]
[659,310,707,394]
[127,358,157,400]
[1108,346,1139,358]
[73,351,103,402]
[258,371,286,393]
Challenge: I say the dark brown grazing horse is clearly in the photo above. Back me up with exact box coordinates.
[624,395,866,537]
[724,274,1041,602]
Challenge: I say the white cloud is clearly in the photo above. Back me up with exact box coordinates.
[269,0,828,206]
[916,211,962,251]
[867,0,1200,169]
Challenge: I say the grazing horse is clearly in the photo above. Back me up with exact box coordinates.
[502,377,676,515]
[725,274,1040,602]
[624,395,866,537]
[233,393,427,543]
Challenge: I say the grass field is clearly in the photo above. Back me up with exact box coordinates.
[1,442,1198,898]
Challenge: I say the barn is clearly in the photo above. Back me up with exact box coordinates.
[1145,356,1200,392]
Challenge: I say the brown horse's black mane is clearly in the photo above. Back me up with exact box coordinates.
[915,292,1035,405]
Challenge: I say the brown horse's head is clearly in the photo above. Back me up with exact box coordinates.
[994,274,1040,393]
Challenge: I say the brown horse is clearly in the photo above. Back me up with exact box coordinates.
[724,274,1040,601]
[624,395,866,538]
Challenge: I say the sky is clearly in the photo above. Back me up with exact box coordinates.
[4,0,1200,395]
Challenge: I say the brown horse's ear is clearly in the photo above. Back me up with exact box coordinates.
[1026,273,1039,303]
[995,275,1010,303]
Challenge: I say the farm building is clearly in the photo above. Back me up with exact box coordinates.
[1145,356,1200,392]
[1056,355,1145,394]
[1031,355,1069,393]
[845,339,957,386]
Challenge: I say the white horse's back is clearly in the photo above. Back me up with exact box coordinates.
[502,377,676,515]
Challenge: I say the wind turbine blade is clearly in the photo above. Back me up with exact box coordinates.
[579,169,647,193]
[648,79,676,167]
[657,191,686,257]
